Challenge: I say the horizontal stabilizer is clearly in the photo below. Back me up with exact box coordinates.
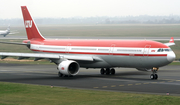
[0,41,29,45]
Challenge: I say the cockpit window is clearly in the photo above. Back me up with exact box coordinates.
[165,49,169,51]
[157,48,172,52]
[157,48,163,52]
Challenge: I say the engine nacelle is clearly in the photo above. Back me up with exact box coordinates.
[136,68,151,71]
[58,60,79,76]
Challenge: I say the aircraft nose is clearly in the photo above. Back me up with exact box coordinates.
[167,51,176,62]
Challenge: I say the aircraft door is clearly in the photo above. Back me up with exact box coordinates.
[143,45,151,57]
[109,44,115,55]
[66,44,71,54]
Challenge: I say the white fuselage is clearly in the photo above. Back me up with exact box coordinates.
[29,42,175,69]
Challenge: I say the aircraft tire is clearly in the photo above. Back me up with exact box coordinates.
[150,74,154,79]
[154,74,158,79]
[150,74,158,80]
[100,68,105,75]
[106,68,110,75]
[110,68,115,75]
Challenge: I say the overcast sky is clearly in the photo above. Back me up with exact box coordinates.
[0,0,180,19]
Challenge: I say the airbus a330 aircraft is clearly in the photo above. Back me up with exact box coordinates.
[0,26,10,37]
[0,6,176,79]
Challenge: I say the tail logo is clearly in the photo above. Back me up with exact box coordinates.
[25,20,32,28]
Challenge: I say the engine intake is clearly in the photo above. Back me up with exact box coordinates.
[58,60,79,76]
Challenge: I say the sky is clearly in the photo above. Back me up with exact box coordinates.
[0,0,180,19]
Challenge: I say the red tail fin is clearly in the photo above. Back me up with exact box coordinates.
[21,6,45,40]
[169,37,174,43]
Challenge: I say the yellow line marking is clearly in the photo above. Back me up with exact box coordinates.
[111,85,116,87]
[151,82,157,84]
[176,80,180,81]
[160,81,165,83]
[168,81,174,82]
[93,87,99,89]
[143,83,149,84]
[163,79,174,80]
[128,84,133,86]
[119,85,124,86]
[135,83,141,85]
[102,86,107,88]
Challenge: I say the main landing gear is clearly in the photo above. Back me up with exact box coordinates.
[150,67,159,80]
[100,68,115,75]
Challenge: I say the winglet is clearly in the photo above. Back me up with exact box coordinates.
[169,37,174,43]
[164,37,175,46]
[21,6,45,40]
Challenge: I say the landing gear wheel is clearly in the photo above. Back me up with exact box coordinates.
[100,68,105,75]
[150,74,158,80]
[110,68,115,75]
[154,74,158,79]
[106,68,110,75]
[58,72,63,77]
[150,74,155,79]
[150,67,159,80]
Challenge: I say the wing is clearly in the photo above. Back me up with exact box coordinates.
[0,52,94,61]
[164,37,175,46]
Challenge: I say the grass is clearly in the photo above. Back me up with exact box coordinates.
[1,24,180,37]
[0,82,180,105]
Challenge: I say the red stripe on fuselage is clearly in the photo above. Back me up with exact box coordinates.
[31,49,167,57]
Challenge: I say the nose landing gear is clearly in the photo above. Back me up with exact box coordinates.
[150,67,159,80]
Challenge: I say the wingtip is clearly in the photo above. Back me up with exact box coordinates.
[169,37,174,43]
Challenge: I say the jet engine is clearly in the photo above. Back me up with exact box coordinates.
[136,68,151,71]
[58,60,79,76]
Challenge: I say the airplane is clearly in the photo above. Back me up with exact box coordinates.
[0,6,176,80]
[0,25,18,37]
[0,26,10,37]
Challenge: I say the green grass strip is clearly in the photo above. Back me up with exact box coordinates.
[0,82,180,105]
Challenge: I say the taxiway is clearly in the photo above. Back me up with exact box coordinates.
[0,63,180,95]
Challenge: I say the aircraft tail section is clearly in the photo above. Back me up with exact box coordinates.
[21,6,45,40]
[7,25,10,31]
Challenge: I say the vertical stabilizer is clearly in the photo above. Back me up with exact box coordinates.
[21,6,45,40]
